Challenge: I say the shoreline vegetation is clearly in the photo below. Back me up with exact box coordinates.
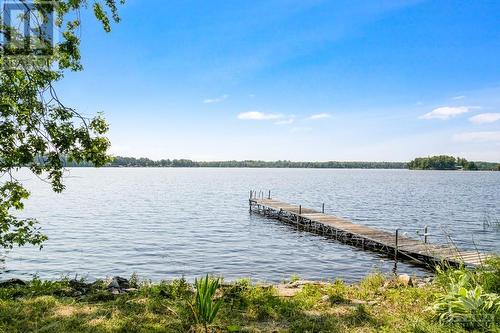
[59,155,500,171]
[0,258,498,332]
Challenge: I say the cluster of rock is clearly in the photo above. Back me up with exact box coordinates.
[0,278,26,288]
[384,274,434,288]
[0,276,137,296]
[107,276,137,294]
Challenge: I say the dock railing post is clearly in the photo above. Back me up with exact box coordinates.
[322,203,325,213]
[268,190,271,199]
[424,225,428,244]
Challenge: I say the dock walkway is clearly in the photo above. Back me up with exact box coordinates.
[249,193,489,268]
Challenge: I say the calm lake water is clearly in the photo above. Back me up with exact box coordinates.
[1,168,499,282]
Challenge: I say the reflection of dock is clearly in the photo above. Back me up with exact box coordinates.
[249,192,490,268]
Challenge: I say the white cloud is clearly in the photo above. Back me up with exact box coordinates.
[419,106,476,120]
[308,113,331,120]
[237,111,283,120]
[451,95,465,100]
[469,113,500,125]
[203,95,228,104]
[453,131,500,143]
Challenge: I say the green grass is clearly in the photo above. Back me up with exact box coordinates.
[0,265,498,333]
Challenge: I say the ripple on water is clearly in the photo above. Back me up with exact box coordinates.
[1,168,499,282]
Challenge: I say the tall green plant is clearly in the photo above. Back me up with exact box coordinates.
[191,275,223,333]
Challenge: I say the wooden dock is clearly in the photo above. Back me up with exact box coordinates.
[249,191,490,268]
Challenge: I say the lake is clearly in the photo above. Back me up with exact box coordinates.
[1,168,499,282]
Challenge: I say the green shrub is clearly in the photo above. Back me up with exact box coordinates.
[432,285,499,330]
[326,279,348,304]
[221,279,250,312]
[478,256,500,294]
[357,273,385,299]
[142,278,192,300]
[435,255,500,294]
[242,286,282,320]
[293,284,322,309]
[432,269,499,330]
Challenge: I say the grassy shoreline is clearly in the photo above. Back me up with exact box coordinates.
[0,262,498,332]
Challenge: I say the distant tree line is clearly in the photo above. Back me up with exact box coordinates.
[407,155,500,171]
[63,156,407,169]
[51,155,500,170]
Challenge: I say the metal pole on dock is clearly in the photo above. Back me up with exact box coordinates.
[299,205,302,215]
[268,190,271,199]
[424,225,428,244]
[322,203,325,213]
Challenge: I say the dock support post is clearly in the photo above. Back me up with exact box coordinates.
[268,190,271,199]
[322,203,325,213]
[249,190,252,214]
[424,225,428,244]
[299,205,302,215]
[395,229,399,261]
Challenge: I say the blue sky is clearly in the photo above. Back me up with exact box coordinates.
[58,0,500,161]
